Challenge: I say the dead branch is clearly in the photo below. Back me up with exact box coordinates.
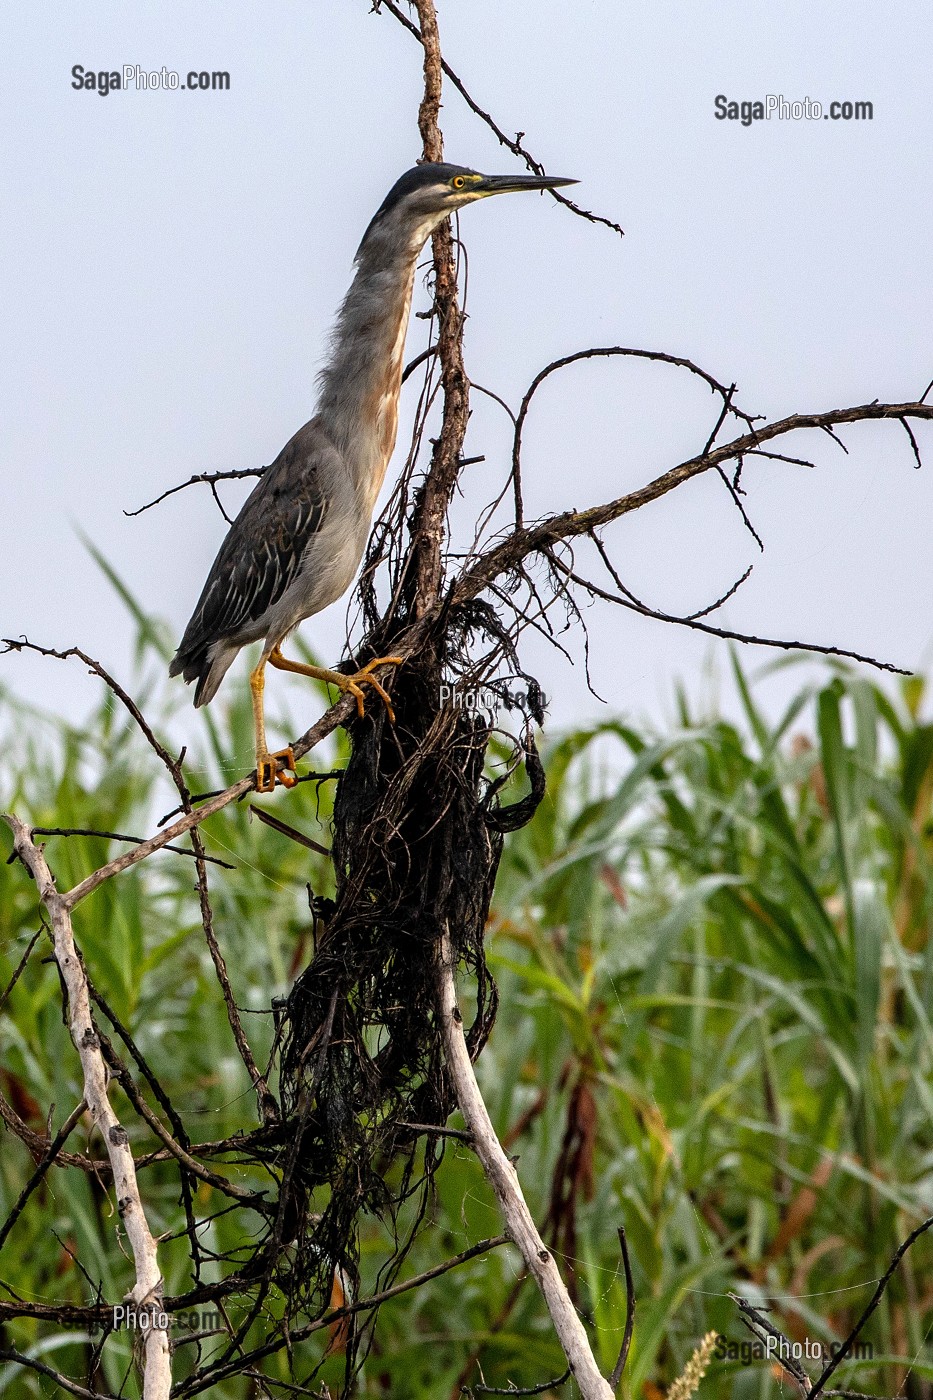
[2,817,172,1400]
[464,1370,571,1397]
[30,826,233,869]
[807,1214,933,1400]
[545,543,907,674]
[124,466,265,518]
[435,926,613,1399]
[608,1226,635,1389]
[0,1099,86,1253]
[454,398,933,659]
[0,1347,120,1400]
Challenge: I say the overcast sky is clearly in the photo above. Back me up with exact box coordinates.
[3,0,932,764]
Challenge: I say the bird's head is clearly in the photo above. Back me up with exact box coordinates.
[357,162,578,258]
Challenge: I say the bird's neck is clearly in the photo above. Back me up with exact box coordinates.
[315,243,422,514]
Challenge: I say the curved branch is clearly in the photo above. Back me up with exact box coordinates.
[509,345,760,528]
[0,638,356,907]
[462,399,933,609]
[547,546,907,675]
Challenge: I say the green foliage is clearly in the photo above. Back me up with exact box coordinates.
[1,613,931,1397]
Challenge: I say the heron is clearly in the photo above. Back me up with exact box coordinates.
[170,162,576,791]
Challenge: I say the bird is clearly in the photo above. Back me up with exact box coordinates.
[170,162,577,792]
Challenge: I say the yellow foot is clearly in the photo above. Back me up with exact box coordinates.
[341,656,403,722]
[255,747,297,794]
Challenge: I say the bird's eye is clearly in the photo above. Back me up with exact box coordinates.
[452,176,465,189]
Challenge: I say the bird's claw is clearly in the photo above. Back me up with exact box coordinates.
[255,748,297,793]
[345,657,403,723]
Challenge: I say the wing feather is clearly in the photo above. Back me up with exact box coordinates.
[170,421,330,681]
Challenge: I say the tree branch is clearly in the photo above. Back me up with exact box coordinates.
[123,467,265,518]
[435,926,613,1399]
[455,399,933,612]
[1,817,172,1400]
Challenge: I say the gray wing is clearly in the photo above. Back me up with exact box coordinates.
[170,421,329,684]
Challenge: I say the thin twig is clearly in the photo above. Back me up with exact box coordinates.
[124,467,265,518]
[455,399,933,659]
[173,1234,509,1396]
[897,415,923,469]
[31,827,233,869]
[464,1369,571,1396]
[807,1215,933,1400]
[0,928,42,1014]
[372,0,624,238]
[0,1348,120,1400]
[551,543,907,676]
[0,1100,86,1253]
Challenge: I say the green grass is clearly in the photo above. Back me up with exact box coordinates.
[1,617,931,1398]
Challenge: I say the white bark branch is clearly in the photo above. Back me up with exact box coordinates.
[3,815,172,1400]
[435,927,614,1399]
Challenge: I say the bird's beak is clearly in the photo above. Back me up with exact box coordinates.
[474,173,578,197]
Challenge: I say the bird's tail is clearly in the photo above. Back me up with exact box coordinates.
[169,642,239,708]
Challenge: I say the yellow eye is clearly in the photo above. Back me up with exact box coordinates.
[452,176,465,189]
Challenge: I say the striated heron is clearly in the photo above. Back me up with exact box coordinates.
[170,162,576,791]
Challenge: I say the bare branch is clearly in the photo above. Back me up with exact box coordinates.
[548,544,906,675]
[124,467,265,518]
[715,464,764,550]
[897,415,923,469]
[174,1234,509,1396]
[456,399,933,628]
[31,826,233,869]
[0,1099,86,1253]
[51,692,353,908]
[0,928,42,1014]
[435,926,613,1400]
[0,1348,120,1400]
[1,817,172,1398]
[465,1369,571,1397]
[807,1214,933,1400]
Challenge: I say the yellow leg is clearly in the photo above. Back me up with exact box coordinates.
[249,655,296,793]
[268,648,402,723]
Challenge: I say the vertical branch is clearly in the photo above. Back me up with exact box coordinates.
[409,0,471,619]
[407,12,613,1391]
[435,927,613,1400]
[3,817,172,1400]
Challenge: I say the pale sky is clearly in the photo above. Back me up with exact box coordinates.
[3,0,932,761]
